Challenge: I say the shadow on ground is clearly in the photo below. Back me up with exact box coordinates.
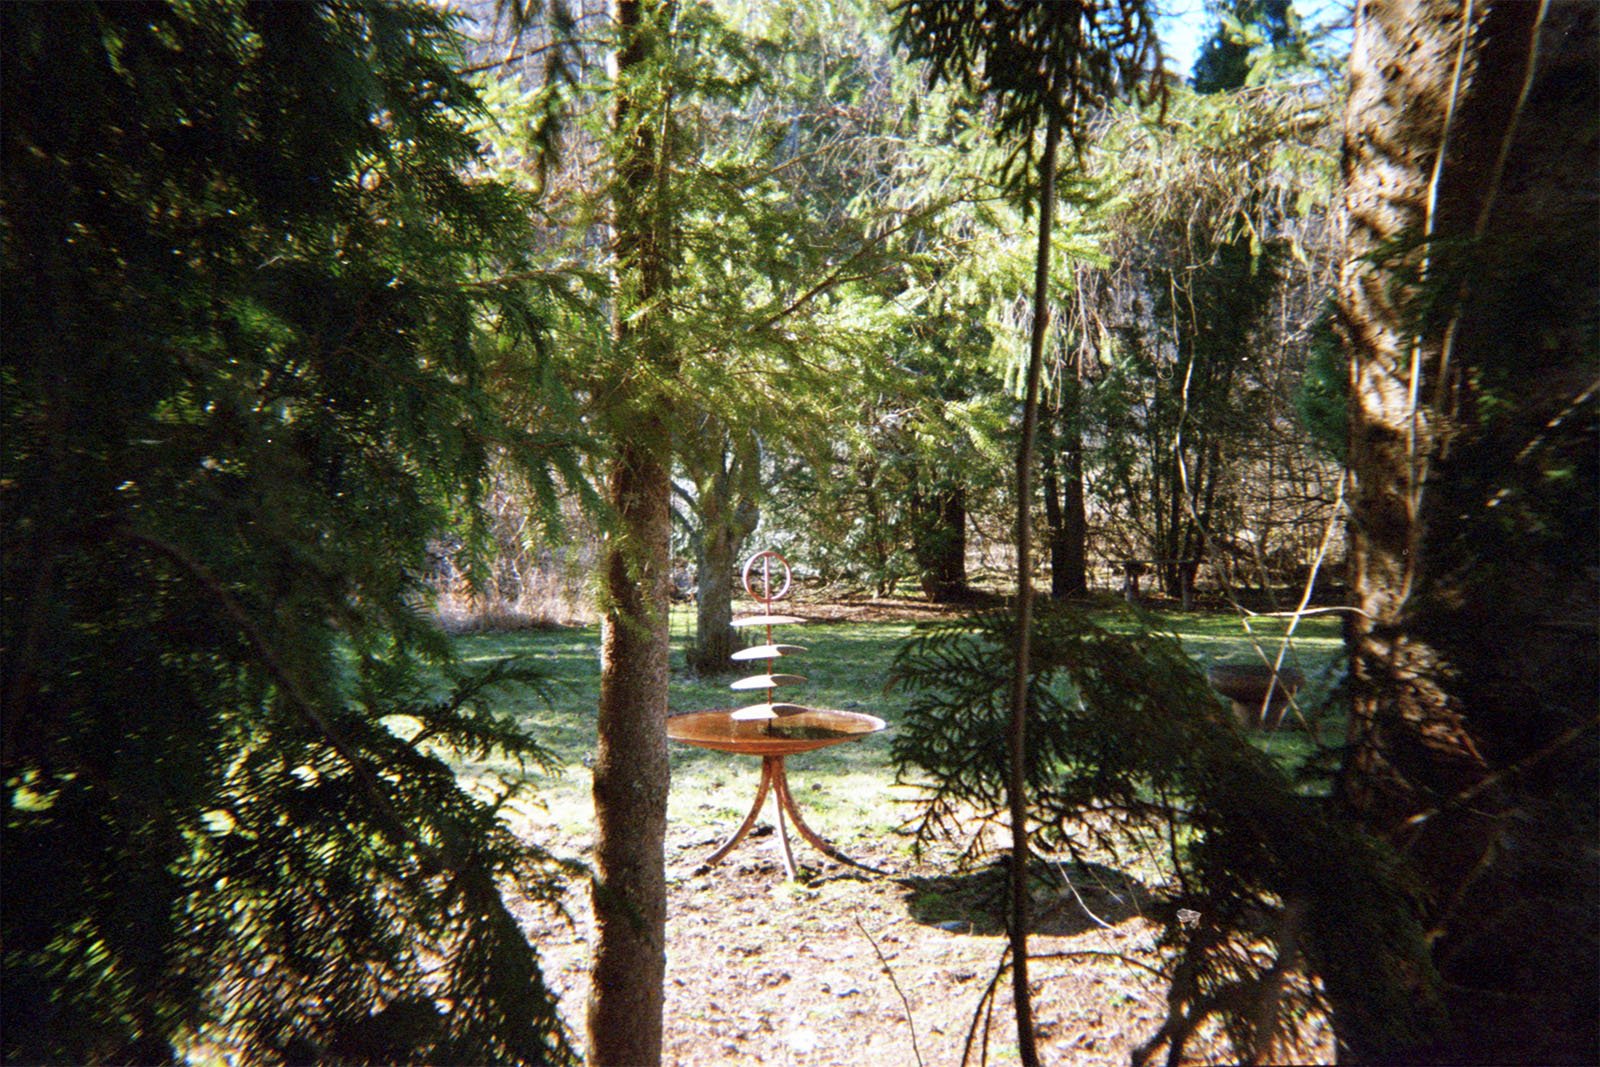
[900,857,1157,937]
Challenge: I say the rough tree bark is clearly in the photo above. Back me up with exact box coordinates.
[687,433,760,673]
[587,1,672,1062]
[589,439,671,1066]
[1335,1,1598,1062]
[910,481,970,602]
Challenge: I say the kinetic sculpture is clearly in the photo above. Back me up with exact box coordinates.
[667,550,886,879]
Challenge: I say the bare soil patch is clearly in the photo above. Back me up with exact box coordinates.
[513,820,1336,1066]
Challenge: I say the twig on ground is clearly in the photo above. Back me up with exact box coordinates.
[855,918,925,1067]
[1055,860,1115,929]
[962,944,1011,1067]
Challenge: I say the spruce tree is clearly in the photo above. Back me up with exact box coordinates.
[2,3,575,1062]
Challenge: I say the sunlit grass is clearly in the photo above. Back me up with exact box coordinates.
[438,604,1346,846]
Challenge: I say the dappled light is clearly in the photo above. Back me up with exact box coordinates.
[4,0,1592,1064]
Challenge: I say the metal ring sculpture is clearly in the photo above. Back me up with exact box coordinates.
[727,549,805,721]
[742,549,792,604]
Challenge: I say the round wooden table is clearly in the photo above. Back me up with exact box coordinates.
[668,706,886,879]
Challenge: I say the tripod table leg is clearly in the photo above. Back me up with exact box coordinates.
[702,755,775,868]
[771,759,887,875]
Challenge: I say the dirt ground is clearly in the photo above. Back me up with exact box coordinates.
[501,593,1336,1065]
[513,821,1336,1067]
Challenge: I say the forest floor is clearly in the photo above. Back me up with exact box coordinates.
[451,595,1345,1066]
[509,816,1337,1067]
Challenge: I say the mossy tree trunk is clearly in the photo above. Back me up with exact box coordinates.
[1335,1,1598,1062]
[588,1,673,1062]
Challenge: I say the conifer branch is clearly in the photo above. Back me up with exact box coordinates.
[120,528,439,867]
[751,197,960,333]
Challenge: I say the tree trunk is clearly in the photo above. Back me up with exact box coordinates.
[689,438,760,673]
[691,480,736,672]
[588,2,672,1062]
[1042,398,1087,599]
[858,458,897,596]
[911,481,969,602]
[1335,1,1598,1062]
[692,519,736,671]
[589,438,671,1067]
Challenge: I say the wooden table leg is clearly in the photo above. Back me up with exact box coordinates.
[770,758,886,875]
[702,755,775,867]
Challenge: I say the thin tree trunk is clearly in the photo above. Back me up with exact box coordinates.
[588,2,671,1062]
[1007,106,1060,1067]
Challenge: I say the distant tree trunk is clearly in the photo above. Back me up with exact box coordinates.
[688,434,760,673]
[1335,1,1598,1062]
[588,1,671,1062]
[910,480,969,602]
[1041,399,1087,599]
[857,456,897,596]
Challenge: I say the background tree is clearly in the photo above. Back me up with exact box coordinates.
[752,66,1014,602]
[665,0,912,660]
[1,3,576,1062]
[482,0,917,1054]
[892,2,1163,1060]
[681,424,763,671]
[1191,0,1309,93]
[1040,374,1091,598]
[1334,0,1598,1061]
[1073,78,1340,604]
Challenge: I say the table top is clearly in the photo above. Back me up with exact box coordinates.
[667,707,887,756]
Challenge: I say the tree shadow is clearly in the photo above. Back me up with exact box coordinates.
[899,857,1156,937]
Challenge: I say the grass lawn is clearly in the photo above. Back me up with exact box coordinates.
[432,603,1349,1066]
[440,604,1346,852]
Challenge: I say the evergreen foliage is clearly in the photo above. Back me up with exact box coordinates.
[2,3,576,1061]
[889,603,1444,1063]
[1293,307,1348,463]
[889,9,1167,1060]
[1072,82,1341,595]
[891,0,1165,181]
[1191,0,1305,94]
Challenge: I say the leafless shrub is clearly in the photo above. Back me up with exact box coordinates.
[429,465,599,632]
